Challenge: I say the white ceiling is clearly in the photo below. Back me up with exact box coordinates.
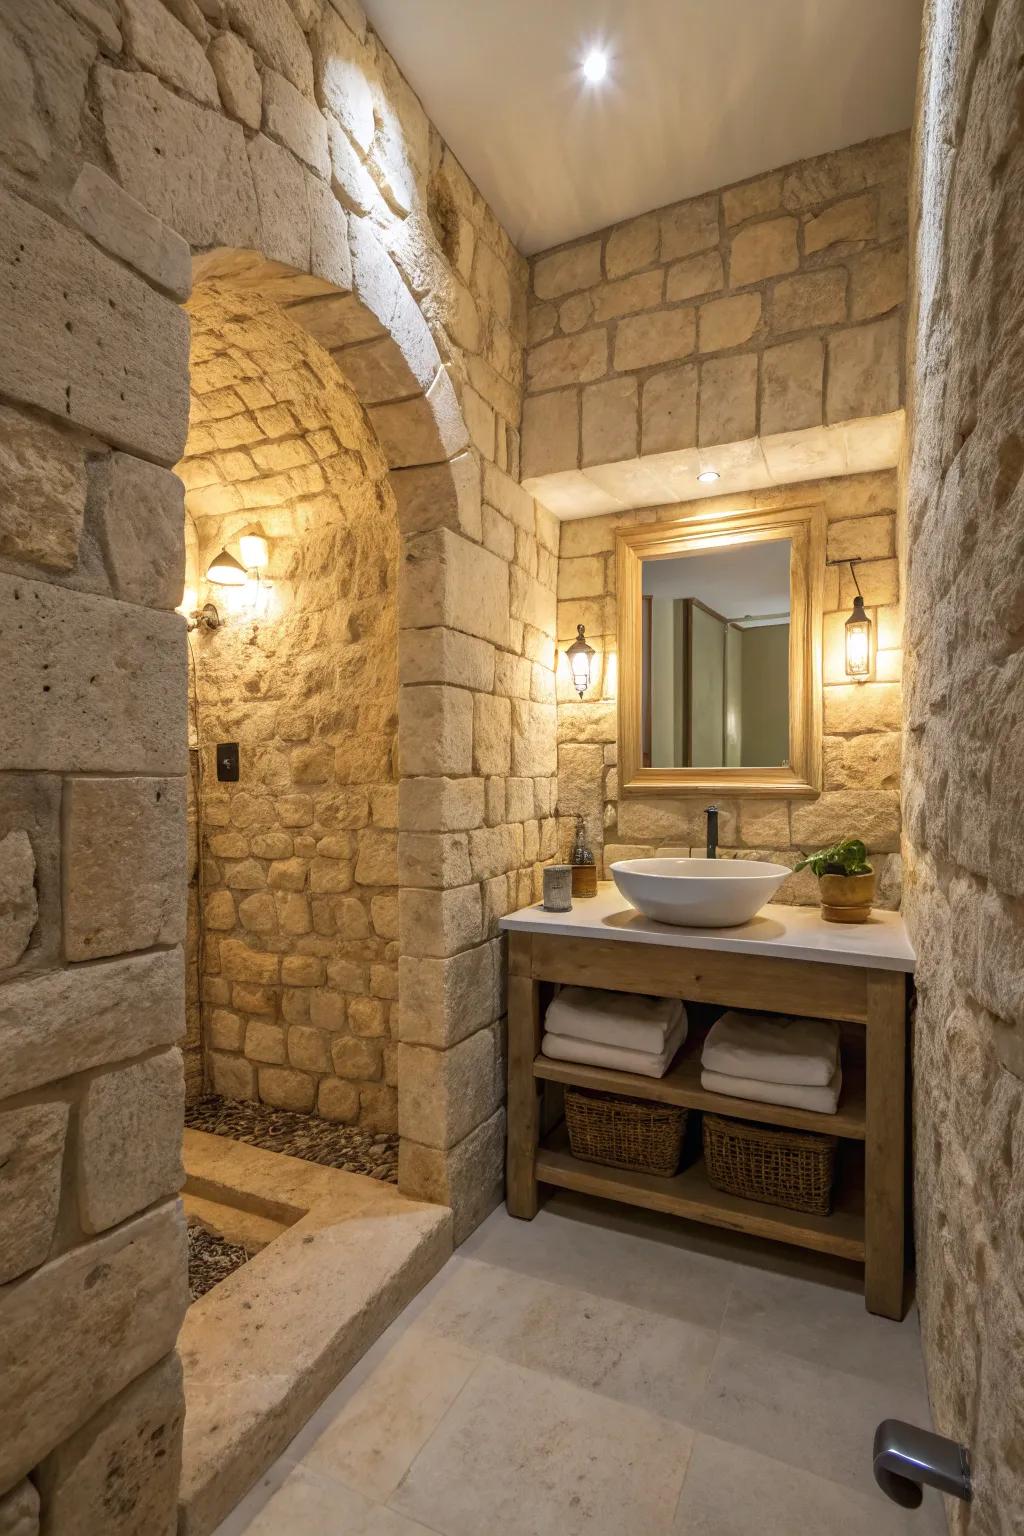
[643,541,791,620]
[361,0,923,254]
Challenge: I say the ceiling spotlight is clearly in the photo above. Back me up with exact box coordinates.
[582,49,608,83]
[697,468,721,484]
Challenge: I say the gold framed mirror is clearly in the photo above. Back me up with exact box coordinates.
[616,503,824,796]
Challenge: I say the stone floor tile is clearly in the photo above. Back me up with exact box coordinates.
[721,1265,929,1390]
[458,1197,742,1331]
[673,1434,948,1535]
[390,1355,693,1536]
[301,1329,479,1502]
[694,1336,933,1496]
[223,1464,440,1535]
[409,1254,718,1423]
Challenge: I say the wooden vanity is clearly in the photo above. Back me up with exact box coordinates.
[501,889,914,1320]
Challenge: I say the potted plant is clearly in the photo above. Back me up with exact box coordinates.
[795,837,876,923]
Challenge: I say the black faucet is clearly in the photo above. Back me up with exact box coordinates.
[705,805,719,859]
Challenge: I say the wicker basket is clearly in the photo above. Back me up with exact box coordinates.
[565,1087,687,1177]
[702,1113,837,1215]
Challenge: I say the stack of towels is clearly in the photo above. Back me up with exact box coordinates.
[701,1011,842,1113]
[542,987,687,1079]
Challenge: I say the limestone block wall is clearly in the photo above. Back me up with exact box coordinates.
[555,470,904,901]
[180,284,400,1130]
[904,1,1024,1528]
[0,0,547,1528]
[522,133,908,480]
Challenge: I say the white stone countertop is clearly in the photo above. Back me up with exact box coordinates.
[500,884,915,973]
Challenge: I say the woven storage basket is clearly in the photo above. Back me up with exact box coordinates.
[702,1113,837,1215]
[565,1087,687,1177]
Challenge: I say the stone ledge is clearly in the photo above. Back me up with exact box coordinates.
[522,412,904,519]
[178,1130,452,1536]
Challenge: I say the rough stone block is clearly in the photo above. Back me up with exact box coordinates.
[64,778,186,961]
[790,790,900,852]
[659,194,719,260]
[0,182,189,466]
[313,7,375,150]
[36,1353,184,1536]
[317,1076,359,1121]
[614,308,695,372]
[511,699,557,777]
[98,66,260,255]
[331,1035,381,1081]
[391,452,481,542]
[398,944,496,1049]
[70,162,191,304]
[245,1020,287,1063]
[225,0,312,94]
[247,131,311,271]
[804,193,876,254]
[769,268,847,332]
[399,777,486,833]
[0,1481,39,1536]
[0,948,183,1101]
[91,453,186,610]
[533,241,602,300]
[0,1203,187,1492]
[760,337,824,435]
[399,1107,504,1243]
[527,330,608,392]
[698,353,758,444]
[581,376,637,465]
[400,527,510,647]
[605,214,659,279]
[824,681,902,734]
[0,405,87,574]
[665,250,724,303]
[398,685,473,777]
[641,363,698,455]
[122,0,217,104]
[398,1025,498,1149]
[258,1065,315,1110]
[262,67,329,176]
[826,317,901,423]
[823,732,901,790]
[722,171,783,226]
[472,694,512,777]
[209,31,262,128]
[0,830,37,971]
[698,292,761,352]
[399,884,482,958]
[729,216,799,285]
[591,270,664,323]
[0,1103,68,1286]
[78,1051,184,1234]
[849,241,907,321]
[0,575,186,776]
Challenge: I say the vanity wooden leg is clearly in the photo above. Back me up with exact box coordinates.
[506,934,542,1219]
[864,970,907,1319]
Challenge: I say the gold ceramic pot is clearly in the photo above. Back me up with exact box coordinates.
[819,870,876,923]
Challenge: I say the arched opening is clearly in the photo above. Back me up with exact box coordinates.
[179,280,399,1161]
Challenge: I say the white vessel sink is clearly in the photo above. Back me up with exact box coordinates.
[610,857,791,928]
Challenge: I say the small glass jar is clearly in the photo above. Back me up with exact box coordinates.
[542,864,574,912]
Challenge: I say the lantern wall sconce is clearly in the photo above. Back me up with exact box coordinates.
[827,555,873,680]
[565,623,595,697]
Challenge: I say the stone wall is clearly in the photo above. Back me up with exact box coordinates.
[0,0,546,1528]
[556,470,903,901]
[181,283,399,1130]
[522,133,908,484]
[904,1,1024,1530]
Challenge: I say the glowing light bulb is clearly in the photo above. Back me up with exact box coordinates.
[582,49,607,83]
[697,469,720,484]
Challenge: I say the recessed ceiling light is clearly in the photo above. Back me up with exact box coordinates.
[582,49,608,83]
[697,468,720,484]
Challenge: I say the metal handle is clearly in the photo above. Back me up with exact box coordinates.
[873,1420,972,1508]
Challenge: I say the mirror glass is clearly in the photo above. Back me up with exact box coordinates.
[641,539,791,769]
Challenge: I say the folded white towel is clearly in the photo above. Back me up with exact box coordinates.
[544,986,686,1054]
[702,1011,839,1087]
[700,1063,843,1115]
[541,1015,687,1079]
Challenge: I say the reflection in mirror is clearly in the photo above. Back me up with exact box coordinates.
[641,540,791,769]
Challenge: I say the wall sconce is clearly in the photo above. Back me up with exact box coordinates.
[565,623,595,698]
[206,529,272,619]
[177,587,221,632]
[826,555,873,680]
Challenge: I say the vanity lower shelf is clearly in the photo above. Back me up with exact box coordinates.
[536,1123,866,1262]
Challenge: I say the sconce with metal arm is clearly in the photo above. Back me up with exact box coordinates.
[565,623,596,697]
[826,555,873,679]
[206,529,272,619]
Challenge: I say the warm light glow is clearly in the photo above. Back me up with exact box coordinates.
[239,532,269,570]
[697,469,720,484]
[582,48,607,82]
[207,548,247,586]
[176,586,197,618]
[845,595,872,678]
[565,623,596,698]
